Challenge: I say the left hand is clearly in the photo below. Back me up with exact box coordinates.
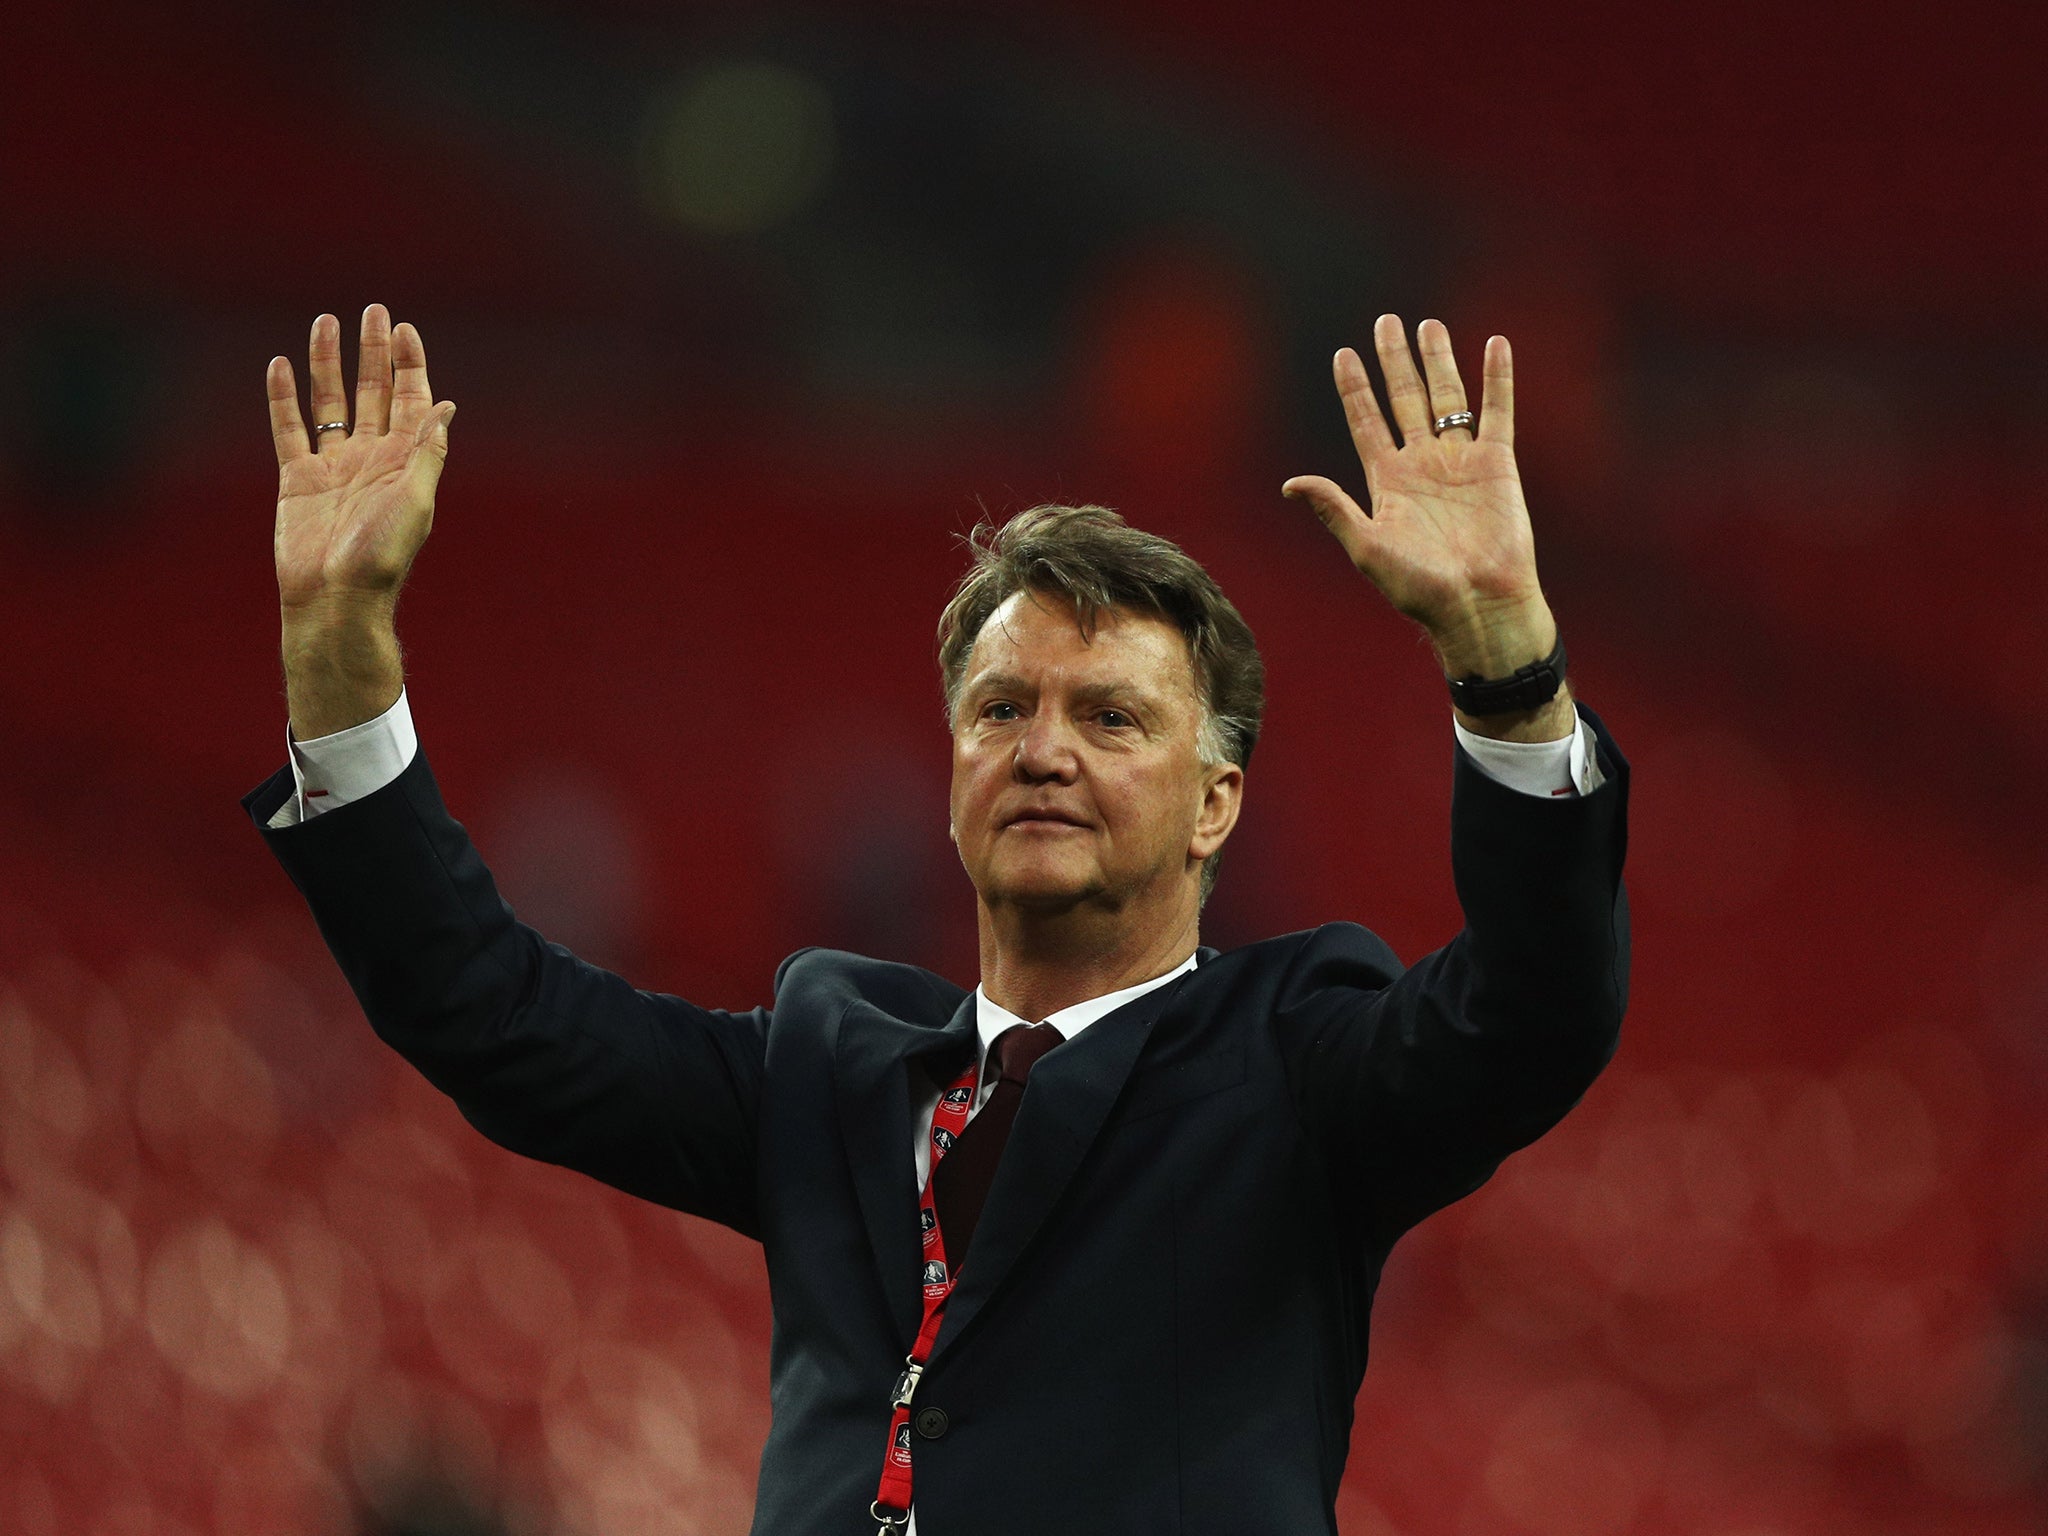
[1283,316,1555,682]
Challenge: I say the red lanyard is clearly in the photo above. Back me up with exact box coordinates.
[870,1052,983,1533]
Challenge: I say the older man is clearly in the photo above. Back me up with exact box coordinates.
[246,306,1627,1535]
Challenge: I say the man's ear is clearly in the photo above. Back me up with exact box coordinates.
[1189,763,1244,860]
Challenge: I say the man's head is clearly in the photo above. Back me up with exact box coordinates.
[936,505,1264,915]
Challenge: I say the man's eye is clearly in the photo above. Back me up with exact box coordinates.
[983,701,1020,721]
[1096,709,1132,728]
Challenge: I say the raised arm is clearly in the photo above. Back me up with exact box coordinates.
[251,308,768,1235]
[1275,317,1628,1240]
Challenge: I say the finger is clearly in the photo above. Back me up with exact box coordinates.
[389,321,433,434]
[1416,318,1473,440]
[1372,314,1431,443]
[1282,474,1383,570]
[1332,346,1397,466]
[307,313,351,445]
[1479,334,1514,448]
[401,401,458,508]
[266,356,311,466]
[354,303,394,436]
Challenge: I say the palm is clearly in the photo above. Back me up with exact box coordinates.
[1284,318,1541,630]
[265,306,455,610]
[1356,439,1535,620]
[275,432,432,605]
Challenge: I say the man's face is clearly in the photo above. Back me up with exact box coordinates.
[948,590,1240,914]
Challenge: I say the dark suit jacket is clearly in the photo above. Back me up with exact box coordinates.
[241,708,1629,1536]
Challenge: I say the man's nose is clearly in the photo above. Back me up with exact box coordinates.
[1012,712,1080,781]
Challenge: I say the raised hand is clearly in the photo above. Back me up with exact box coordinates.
[1283,316,1557,689]
[266,305,456,614]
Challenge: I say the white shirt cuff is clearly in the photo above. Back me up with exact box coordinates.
[265,688,418,830]
[1452,706,1605,798]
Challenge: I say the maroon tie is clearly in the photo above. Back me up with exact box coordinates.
[930,1022,1064,1270]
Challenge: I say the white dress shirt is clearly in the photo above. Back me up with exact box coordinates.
[910,954,1202,1191]
[265,689,1603,1535]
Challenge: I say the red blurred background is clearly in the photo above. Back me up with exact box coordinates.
[4,1,2047,1532]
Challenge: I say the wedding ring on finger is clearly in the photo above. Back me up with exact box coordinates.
[1432,410,1477,437]
[314,420,350,434]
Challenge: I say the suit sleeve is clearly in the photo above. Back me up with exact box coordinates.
[241,744,769,1238]
[1273,704,1631,1245]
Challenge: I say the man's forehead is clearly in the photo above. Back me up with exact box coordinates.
[964,591,1195,689]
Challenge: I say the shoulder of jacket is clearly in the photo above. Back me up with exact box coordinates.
[771,946,967,1020]
[1204,921,1399,966]
[1196,922,1404,995]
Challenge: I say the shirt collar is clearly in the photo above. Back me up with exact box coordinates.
[973,952,1198,1057]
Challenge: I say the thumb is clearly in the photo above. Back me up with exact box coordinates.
[410,400,456,459]
[402,401,456,502]
[1282,475,1378,568]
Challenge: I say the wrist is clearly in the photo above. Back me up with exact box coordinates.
[1454,684,1575,743]
[1425,596,1557,681]
[280,596,405,741]
[280,584,399,634]
[1430,596,1572,743]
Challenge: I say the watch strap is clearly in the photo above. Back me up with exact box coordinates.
[1446,631,1567,716]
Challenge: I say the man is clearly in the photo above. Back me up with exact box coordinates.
[246,305,1628,1534]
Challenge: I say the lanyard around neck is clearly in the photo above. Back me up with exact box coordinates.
[870,1049,984,1532]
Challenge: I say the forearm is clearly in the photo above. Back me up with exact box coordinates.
[1391,710,1628,1212]
[282,593,405,740]
[1448,707,1630,1044]
[1277,709,1630,1238]
[243,741,769,1230]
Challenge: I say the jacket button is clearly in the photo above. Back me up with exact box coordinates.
[913,1407,949,1439]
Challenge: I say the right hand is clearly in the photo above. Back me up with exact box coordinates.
[267,305,456,614]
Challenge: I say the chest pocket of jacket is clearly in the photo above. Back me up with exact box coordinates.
[1116,1041,1248,1124]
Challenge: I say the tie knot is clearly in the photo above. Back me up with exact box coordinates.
[990,1022,1063,1087]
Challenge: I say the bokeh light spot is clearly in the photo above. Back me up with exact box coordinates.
[142,1220,290,1398]
[640,61,835,236]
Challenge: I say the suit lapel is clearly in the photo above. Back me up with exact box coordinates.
[835,993,978,1351]
[928,973,1193,1366]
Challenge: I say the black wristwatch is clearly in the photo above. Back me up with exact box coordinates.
[1445,632,1567,716]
